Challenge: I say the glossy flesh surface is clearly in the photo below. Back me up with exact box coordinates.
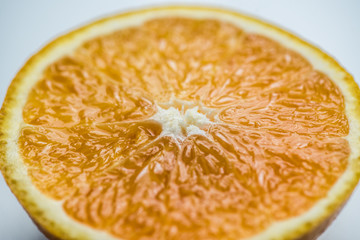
[19,18,349,239]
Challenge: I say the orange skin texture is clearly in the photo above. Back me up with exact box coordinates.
[17,18,350,239]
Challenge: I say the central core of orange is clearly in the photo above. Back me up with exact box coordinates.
[19,17,349,239]
[152,101,214,141]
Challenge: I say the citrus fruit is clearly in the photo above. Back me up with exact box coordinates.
[1,6,360,240]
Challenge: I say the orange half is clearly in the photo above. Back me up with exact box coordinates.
[1,6,360,240]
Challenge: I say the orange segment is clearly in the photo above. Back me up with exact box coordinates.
[23,57,156,127]
[63,137,180,238]
[219,83,348,137]
[19,121,162,199]
[11,14,355,240]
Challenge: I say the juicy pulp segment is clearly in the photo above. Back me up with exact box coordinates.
[23,57,157,128]
[19,121,162,199]
[19,17,350,239]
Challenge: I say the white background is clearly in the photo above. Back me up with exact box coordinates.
[1,0,360,239]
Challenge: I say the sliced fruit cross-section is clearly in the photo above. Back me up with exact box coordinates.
[1,6,360,240]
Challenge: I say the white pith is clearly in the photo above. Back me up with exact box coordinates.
[151,104,214,141]
[0,6,359,240]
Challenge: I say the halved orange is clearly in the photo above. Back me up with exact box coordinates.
[1,6,360,240]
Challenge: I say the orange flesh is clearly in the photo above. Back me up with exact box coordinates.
[19,18,350,239]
